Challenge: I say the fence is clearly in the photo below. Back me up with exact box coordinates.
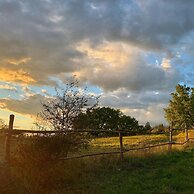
[2,114,194,163]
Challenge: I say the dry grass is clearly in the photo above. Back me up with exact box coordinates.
[74,130,194,156]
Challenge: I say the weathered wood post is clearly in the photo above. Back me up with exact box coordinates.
[119,132,124,161]
[168,122,173,152]
[185,126,189,142]
[5,114,14,163]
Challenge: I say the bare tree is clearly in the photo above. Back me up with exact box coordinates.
[0,118,6,130]
[39,78,99,131]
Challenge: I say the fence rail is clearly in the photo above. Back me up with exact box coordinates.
[60,139,194,161]
[2,115,194,163]
[3,129,139,134]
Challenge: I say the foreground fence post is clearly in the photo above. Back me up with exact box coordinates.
[5,114,14,163]
[168,122,173,152]
[119,132,124,161]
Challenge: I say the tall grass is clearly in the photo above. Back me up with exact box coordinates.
[1,148,193,194]
[0,131,193,193]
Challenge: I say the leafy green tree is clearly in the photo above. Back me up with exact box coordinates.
[74,107,140,136]
[118,115,139,131]
[87,107,121,131]
[164,84,194,140]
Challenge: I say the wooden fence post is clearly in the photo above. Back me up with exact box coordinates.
[168,122,173,152]
[119,132,124,161]
[5,114,14,163]
[185,127,189,142]
[168,127,172,152]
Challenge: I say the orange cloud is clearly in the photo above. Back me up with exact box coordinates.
[0,68,35,84]
[77,41,130,66]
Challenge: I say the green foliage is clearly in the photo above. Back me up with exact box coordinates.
[73,107,140,135]
[164,84,194,129]
[14,133,89,163]
[88,107,121,130]
[119,115,139,130]
[8,134,90,193]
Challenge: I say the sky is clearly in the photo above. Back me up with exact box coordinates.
[0,0,194,128]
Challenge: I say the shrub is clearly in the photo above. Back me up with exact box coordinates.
[11,133,89,193]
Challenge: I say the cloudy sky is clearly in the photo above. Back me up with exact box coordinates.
[0,0,194,128]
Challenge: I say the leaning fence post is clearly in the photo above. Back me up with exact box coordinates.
[5,114,14,163]
[119,132,124,161]
[168,122,173,152]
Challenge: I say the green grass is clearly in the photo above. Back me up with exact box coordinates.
[0,132,194,193]
[0,146,194,193]
[64,148,194,194]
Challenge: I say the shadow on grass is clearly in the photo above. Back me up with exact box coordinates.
[0,147,193,194]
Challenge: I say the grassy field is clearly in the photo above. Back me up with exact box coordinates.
[0,148,193,194]
[0,131,194,193]
[65,149,194,194]
[74,130,194,156]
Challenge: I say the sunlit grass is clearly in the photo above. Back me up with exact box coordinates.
[75,130,194,156]
[91,134,168,149]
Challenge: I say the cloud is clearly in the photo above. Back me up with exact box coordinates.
[100,87,171,109]
[76,41,181,92]
[0,0,193,86]
[0,84,17,91]
[122,103,167,126]
[0,68,35,84]
[0,94,46,116]
[99,87,171,125]
[161,58,171,70]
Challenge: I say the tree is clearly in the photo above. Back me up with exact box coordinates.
[35,78,99,157]
[0,118,6,130]
[39,78,99,131]
[151,124,165,134]
[88,107,121,131]
[74,107,140,136]
[144,122,152,131]
[118,115,139,131]
[164,84,194,141]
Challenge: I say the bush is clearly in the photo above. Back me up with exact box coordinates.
[14,133,89,163]
[10,133,90,193]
